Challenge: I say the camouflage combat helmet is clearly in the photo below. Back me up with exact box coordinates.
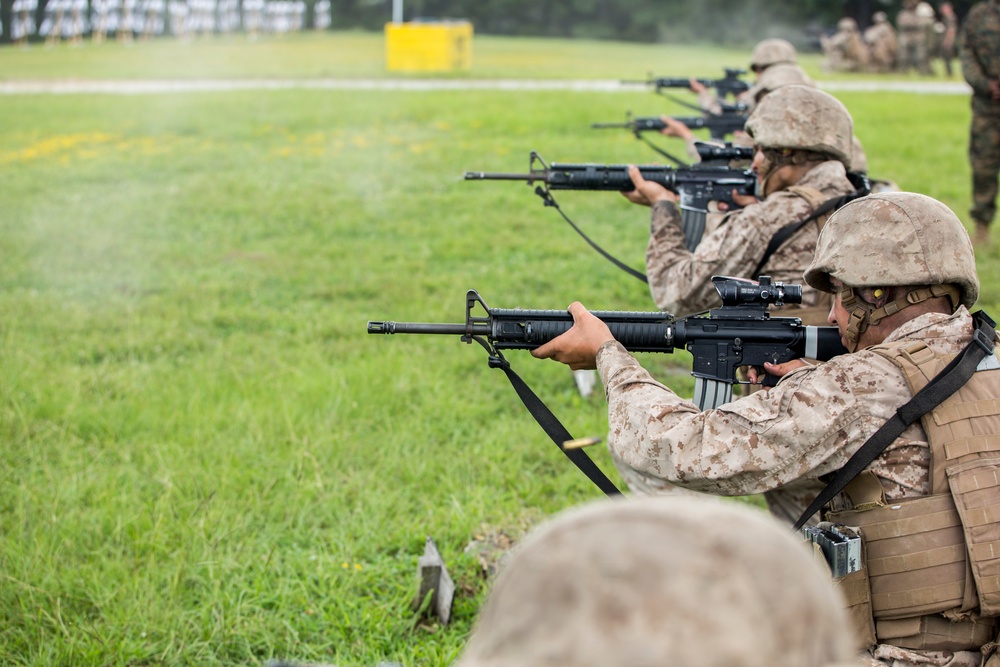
[837,17,858,31]
[749,38,798,69]
[805,192,979,349]
[744,84,854,166]
[916,1,935,18]
[873,10,888,23]
[753,62,816,99]
[454,496,856,667]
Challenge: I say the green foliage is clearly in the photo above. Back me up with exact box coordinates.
[0,33,992,667]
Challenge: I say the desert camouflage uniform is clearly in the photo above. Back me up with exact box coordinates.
[961,0,1000,228]
[597,307,987,667]
[940,9,959,76]
[645,160,854,317]
[822,19,871,72]
[898,3,933,74]
[865,17,900,72]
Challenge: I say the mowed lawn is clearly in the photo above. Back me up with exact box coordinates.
[0,31,994,666]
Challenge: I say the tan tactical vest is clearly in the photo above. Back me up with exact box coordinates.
[824,338,1000,651]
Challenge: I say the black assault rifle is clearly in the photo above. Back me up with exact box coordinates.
[624,68,750,100]
[367,276,847,495]
[464,151,756,259]
[592,113,750,142]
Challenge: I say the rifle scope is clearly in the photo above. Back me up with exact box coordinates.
[713,276,801,308]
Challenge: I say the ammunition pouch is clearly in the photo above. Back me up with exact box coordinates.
[822,335,1000,650]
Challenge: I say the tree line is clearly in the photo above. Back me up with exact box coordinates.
[1,0,978,47]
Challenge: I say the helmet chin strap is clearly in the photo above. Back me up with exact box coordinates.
[755,149,827,198]
[840,284,962,352]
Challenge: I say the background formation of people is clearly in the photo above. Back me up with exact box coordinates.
[821,0,960,75]
[7,0,329,44]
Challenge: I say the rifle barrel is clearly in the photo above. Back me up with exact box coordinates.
[367,321,490,336]
[463,171,537,181]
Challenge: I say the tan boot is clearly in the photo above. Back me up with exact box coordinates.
[975,222,991,246]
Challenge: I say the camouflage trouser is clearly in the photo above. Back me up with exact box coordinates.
[969,100,1000,226]
[898,33,932,74]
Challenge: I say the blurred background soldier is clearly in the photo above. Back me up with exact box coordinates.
[40,0,68,47]
[117,0,135,43]
[91,0,112,42]
[314,0,330,30]
[137,0,165,40]
[65,0,86,45]
[918,2,940,69]
[693,37,802,115]
[961,0,1000,245]
[897,0,933,74]
[217,0,239,34]
[243,0,264,39]
[453,495,858,667]
[291,1,305,32]
[166,0,188,39]
[11,0,37,46]
[938,1,959,77]
[864,10,899,72]
[821,17,870,72]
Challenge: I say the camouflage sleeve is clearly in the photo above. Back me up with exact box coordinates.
[645,193,810,315]
[697,89,723,116]
[596,340,880,497]
[961,4,998,97]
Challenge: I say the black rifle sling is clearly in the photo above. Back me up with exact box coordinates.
[490,357,622,496]
[535,187,648,284]
[792,311,997,531]
[635,134,690,168]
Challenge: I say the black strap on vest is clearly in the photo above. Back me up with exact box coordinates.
[468,335,622,497]
[751,172,871,279]
[792,310,997,531]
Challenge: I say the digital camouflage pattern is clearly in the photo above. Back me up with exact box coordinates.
[744,85,854,165]
[864,15,899,73]
[821,18,870,72]
[645,160,855,316]
[750,37,798,68]
[961,0,1000,226]
[804,192,979,308]
[454,495,857,667]
[597,310,979,501]
[897,3,933,74]
[698,39,801,115]
[596,308,991,667]
[608,444,826,526]
[743,62,815,105]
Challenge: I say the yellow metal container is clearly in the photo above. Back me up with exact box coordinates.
[385,21,473,72]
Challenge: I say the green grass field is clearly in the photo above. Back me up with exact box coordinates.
[0,31,994,666]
